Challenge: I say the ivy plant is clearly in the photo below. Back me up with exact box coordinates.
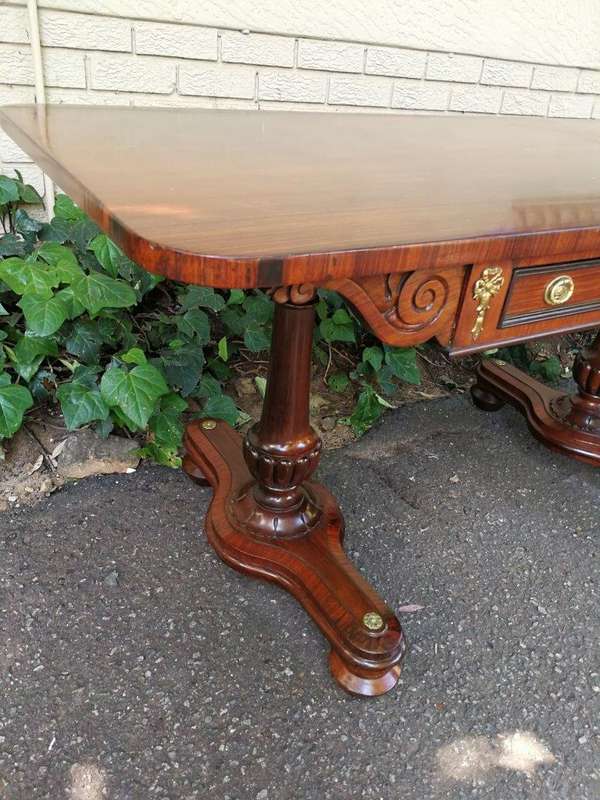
[0,174,423,464]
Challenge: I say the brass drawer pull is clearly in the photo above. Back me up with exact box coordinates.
[544,275,574,306]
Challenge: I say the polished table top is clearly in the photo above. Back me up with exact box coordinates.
[2,104,600,286]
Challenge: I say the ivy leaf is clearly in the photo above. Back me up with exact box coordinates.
[319,317,355,344]
[331,308,353,325]
[65,320,104,363]
[17,181,43,204]
[0,233,26,257]
[201,393,239,426]
[89,234,123,278]
[218,336,228,361]
[54,194,85,221]
[11,335,58,381]
[120,347,147,366]
[0,176,19,204]
[39,218,74,243]
[116,257,161,297]
[157,343,204,396]
[362,346,384,373]
[529,355,562,384]
[243,293,273,324]
[149,393,187,449]
[0,379,33,439]
[244,320,270,352]
[71,272,136,316]
[0,257,59,298]
[219,307,246,337]
[348,386,386,436]
[227,289,245,305]
[14,209,43,235]
[176,308,210,344]
[207,356,232,382]
[180,285,225,312]
[315,298,329,321]
[57,381,110,430]
[100,363,169,429]
[55,286,86,320]
[195,374,222,399]
[135,442,181,468]
[36,242,79,270]
[18,293,69,336]
[110,405,140,432]
[376,364,397,395]
[328,371,350,393]
[95,417,114,439]
[14,335,58,363]
[71,364,102,389]
[72,218,101,252]
[54,257,84,284]
[384,346,421,385]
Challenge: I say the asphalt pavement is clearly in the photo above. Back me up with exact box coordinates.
[1,395,599,799]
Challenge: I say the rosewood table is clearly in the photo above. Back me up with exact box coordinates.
[3,106,600,696]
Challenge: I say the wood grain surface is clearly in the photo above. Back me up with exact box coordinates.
[3,104,600,287]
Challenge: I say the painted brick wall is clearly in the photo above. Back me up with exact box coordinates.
[1,1,600,201]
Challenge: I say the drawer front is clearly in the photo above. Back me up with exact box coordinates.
[450,256,600,354]
[501,258,600,327]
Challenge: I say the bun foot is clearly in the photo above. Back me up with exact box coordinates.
[471,380,506,412]
[329,650,403,697]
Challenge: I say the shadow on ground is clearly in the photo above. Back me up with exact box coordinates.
[1,396,599,799]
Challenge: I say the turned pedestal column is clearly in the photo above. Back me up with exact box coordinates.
[183,288,406,696]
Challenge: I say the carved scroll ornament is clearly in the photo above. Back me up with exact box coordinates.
[268,284,316,305]
[323,267,466,348]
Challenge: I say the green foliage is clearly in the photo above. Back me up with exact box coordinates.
[0,176,424,462]
[494,344,563,385]
[0,373,33,439]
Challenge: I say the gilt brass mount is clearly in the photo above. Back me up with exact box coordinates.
[363,612,384,631]
[544,275,574,306]
[471,266,505,341]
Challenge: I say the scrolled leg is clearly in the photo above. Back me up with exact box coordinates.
[470,335,600,467]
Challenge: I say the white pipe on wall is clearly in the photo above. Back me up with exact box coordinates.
[26,0,55,217]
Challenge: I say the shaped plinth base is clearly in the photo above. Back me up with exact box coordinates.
[471,359,600,467]
[183,419,407,696]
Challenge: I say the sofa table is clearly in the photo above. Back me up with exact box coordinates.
[3,105,600,696]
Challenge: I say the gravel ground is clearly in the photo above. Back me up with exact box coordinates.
[1,395,599,800]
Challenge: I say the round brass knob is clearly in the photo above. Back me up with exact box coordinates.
[544,275,574,306]
[362,611,384,631]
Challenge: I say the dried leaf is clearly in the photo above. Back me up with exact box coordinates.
[51,438,68,460]
[26,453,44,475]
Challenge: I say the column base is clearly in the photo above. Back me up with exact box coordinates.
[471,359,600,467]
[183,418,407,697]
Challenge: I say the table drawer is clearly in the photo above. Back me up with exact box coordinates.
[450,256,600,354]
[501,258,600,328]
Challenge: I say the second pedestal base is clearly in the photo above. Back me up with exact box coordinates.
[472,359,600,467]
[183,419,406,696]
